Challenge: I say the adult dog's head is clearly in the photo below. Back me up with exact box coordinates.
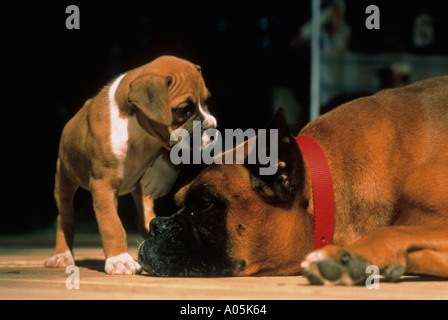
[138,110,314,276]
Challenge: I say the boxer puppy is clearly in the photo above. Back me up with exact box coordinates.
[138,76,448,284]
[46,56,216,275]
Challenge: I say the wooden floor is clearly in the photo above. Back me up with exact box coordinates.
[1,234,447,300]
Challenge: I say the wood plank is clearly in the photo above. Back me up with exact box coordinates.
[1,235,447,300]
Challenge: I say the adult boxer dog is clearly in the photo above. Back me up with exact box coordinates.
[138,76,448,284]
[46,56,216,275]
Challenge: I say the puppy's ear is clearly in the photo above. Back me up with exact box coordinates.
[247,108,305,208]
[128,74,173,126]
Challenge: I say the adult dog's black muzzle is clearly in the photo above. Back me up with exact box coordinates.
[138,213,234,277]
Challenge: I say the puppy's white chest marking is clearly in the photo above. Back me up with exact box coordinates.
[108,74,129,178]
[108,73,147,179]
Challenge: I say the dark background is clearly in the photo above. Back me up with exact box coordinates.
[3,0,448,234]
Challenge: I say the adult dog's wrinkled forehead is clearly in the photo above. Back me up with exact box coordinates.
[173,164,255,208]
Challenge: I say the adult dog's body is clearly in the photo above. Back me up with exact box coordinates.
[138,76,448,284]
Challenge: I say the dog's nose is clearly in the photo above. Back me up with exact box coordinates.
[149,217,170,236]
[202,115,217,129]
[149,216,183,237]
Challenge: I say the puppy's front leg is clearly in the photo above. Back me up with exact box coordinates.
[90,178,142,275]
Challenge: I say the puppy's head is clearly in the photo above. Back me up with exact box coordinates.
[127,56,216,148]
[138,109,314,277]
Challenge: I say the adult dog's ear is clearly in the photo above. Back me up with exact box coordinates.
[247,108,305,208]
[128,73,173,126]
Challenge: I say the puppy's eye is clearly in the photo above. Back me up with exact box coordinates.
[175,108,192,119]
[173,103,194,119]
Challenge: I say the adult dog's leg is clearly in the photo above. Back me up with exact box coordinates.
[301,225,448,285]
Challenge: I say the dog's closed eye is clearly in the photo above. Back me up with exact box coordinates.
[195,196,214,212]
[184,184,224,215]
[188,195,214,215]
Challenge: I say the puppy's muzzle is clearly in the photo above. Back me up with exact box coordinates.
[169,117,217,150]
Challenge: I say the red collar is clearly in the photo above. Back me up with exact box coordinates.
[295,136,335,250]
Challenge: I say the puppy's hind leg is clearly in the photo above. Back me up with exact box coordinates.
[45,159,78,268]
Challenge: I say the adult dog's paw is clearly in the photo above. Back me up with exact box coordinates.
[301,246,371,285]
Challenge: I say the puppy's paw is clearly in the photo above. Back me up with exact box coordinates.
[105,253,142,275]
[301,246,370,285]
[45,250,75,268]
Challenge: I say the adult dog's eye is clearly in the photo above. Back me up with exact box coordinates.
[194,196,213,213]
